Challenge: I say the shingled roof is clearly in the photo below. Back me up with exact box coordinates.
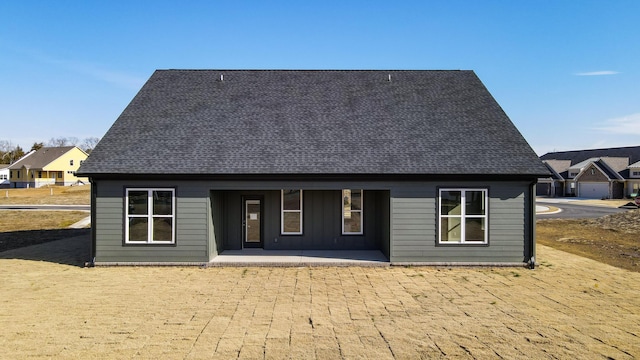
[78,70,546,177]
[9,146,79,170]
[541,146,640,167]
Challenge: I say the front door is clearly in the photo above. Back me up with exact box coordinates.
[243,199,262,248]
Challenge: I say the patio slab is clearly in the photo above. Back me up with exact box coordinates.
[211,249,389,267]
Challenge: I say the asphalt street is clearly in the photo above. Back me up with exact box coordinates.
[537,202,628,219]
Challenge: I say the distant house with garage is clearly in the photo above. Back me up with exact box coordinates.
[538,146,640,199]
[78,69,548,266]
[9,146,89,188]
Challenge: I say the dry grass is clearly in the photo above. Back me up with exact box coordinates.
[0,185,90,205]
[537,209,640,272]
[0,211,89,232]
[1,245,639,358]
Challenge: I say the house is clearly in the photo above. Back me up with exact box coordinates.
[9,146,89,188]
[0,164,9,188]
[539,146,640,199]
[77,70,548,266]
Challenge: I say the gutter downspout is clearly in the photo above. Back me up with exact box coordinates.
[527,181,536,269]
[87,178,97,267]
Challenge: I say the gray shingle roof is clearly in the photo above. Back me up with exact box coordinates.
[9,146,78,170]
[78,70,547,176]
[541,146,640,167]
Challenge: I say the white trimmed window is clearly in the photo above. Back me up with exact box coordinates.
[281,190,303,234]
[439,188,488,244]
[126,188,175,244]
[342,189,363,234]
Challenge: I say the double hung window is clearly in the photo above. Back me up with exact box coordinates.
[342,189,363,234]
[439,188,488,244]
[126,188,175,244]
[281,190,303,234]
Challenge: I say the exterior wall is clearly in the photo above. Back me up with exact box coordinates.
[612,182,624,199]
[389,181,531,264]
[626,181,640,197]
[575,164,608,182]
[93,180,210,263]
[218,190,386,251]
[92,179,532,264]
[43,147,89,185]
[0,167,9,188]
[9,148,89,188]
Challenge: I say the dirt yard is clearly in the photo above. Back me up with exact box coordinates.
[538,209,640,272]
[1,238,639,358]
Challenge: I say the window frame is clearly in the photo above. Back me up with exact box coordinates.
[438,188,489,245]
[124,188,176,245]
[342,189,364,235]
[281,189,303,235]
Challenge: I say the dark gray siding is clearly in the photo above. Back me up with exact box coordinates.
[94,180,210,263]
[93,179,531,264]
[389,181,531,264]
[220,190,386,250]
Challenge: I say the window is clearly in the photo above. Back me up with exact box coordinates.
[70,160,74,166]
[633,171,640,176]
[342,189,363,234]
[281,190,302,234]
[125,188,175,244]
[439,188,488,244]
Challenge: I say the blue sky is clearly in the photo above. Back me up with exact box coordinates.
[1,1,638,155]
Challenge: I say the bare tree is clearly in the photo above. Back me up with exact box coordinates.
[48,137,69,147]
[81,137,100,153]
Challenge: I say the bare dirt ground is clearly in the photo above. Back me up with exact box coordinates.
[1,240,639,359]
[538,209,640,272]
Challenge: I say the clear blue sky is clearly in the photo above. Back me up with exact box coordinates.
[1,1,638,155]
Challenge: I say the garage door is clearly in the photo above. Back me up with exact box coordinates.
[578,182,609,199]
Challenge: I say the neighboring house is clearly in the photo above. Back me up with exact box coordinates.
[0,164,9,188]
[539,146,640,198]
[78,70,548,266]
[9,146,89,188]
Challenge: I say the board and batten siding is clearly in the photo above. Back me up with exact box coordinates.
[94,180,211,264]
[389,181,530,264]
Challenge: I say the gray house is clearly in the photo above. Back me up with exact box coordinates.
[78,70,548,266]
[538,146,640,199]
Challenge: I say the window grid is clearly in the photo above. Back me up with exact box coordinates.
[439,188,488,244]
[125,188,175,244]
[281,190,303,235]
[342,189,363,235]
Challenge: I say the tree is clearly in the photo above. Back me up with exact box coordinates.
[31,142,44,151]
[47,137,70,147]
[81,137,100,153]
[1,145,24,164]
[0,140,25,164]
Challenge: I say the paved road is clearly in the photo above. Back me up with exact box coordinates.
[537,202,628,219]
[0,205,90,211]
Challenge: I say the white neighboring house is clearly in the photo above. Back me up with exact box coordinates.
[0,164,9,188]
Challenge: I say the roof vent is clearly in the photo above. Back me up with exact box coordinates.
[388,74,391,82]
[220,74,224,81]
